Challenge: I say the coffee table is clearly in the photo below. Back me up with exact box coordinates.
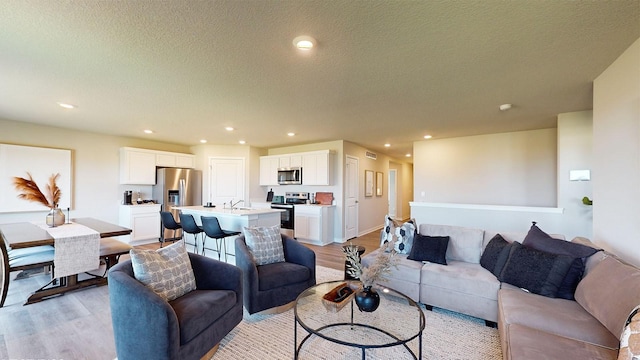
[294,280,424,359]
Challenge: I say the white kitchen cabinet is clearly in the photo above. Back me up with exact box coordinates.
[302,150,331,185]
[120,148,156,185]
[118,204,161,244]
[259,156,280,186]
[294,205,334,245]
[121,147,196,185]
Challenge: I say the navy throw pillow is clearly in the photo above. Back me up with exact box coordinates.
[407,234,449,265]
[523,224,599,299]
[499,242,574,298]
[480,234,510,277]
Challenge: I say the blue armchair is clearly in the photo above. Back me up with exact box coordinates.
[235,234,315,314]
[108,252,242,360]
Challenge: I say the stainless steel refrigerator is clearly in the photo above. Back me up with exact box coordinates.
[153,168,202,240]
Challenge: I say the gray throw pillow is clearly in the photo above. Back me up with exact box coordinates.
[243,225,285,265]
[129,241,197,301]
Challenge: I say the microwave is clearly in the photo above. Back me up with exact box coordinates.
[277,167,302,185]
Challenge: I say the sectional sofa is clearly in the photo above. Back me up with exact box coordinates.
[362,223,640,359]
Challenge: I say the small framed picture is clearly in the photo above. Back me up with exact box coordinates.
[365,170,374,197]
[376,172,383,196]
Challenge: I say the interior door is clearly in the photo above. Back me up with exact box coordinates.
[208,157,245,206]
[345,155,359,240]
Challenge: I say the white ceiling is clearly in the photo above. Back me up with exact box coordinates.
[1,1,638,160]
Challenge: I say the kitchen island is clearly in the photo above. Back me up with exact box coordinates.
[173,206,284,259]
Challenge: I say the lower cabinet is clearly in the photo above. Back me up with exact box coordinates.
[118,204,161,244]
[294,205,334,245]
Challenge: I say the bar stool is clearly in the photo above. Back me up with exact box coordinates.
[178,213,203,254]
[160,211,182,248]
[201,216,240,262]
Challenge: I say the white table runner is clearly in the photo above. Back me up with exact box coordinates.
[37,222,100,278]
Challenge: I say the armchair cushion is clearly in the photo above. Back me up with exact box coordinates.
[170,289,238,344]
[129,241,196,301]
[243,225,285,265]
[257,262,311,291]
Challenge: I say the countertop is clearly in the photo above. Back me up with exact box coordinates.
[173,205,284,216]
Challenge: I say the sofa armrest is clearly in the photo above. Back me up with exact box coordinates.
[282,235,316,277]
[108,262,180,360]
[189,253,242,296]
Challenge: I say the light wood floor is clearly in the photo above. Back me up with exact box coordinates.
[0,228,383,359]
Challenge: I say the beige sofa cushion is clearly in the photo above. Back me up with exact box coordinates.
[421,260,500,300]
[575,256,640,337]
[498,288,619,349]
[503,323,617,360]
[420,224,484,263]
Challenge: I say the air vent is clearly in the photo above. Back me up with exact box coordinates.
[365,151,377,160]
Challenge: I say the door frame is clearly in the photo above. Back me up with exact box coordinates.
[344,155,359,241]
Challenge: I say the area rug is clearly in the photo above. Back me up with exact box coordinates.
[215,266,502,359]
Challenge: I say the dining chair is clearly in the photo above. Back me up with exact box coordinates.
[178,213,202,254]
[0,237,54,307]
[201,216,240,261]
[160,211,182,248]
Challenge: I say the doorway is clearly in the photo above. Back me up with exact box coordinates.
[388,169,397,218]
[345,155,359,240]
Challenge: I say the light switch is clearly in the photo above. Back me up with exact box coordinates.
[569,170,590,181]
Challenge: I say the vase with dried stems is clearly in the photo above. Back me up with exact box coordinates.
[343,240,399,312]
[13,172,65,227]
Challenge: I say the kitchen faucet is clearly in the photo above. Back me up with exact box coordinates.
[230,199,244,210]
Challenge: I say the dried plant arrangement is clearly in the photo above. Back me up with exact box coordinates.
[343,240,399,288]
[13,172,62,209]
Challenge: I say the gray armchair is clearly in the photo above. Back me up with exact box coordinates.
[235,234,315,314]
[108,253,242,360]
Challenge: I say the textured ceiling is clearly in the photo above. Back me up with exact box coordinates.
[1,1,638,160]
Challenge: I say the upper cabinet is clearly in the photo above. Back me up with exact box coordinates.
[120,147,196,185]
[259,150,332,186]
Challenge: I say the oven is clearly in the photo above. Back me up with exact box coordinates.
[271,203,295,238]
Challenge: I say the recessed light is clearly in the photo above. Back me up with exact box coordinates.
[143,129,154,134]
[423,135,432,139]
[225,127,234,131]
[499,104,512,111]
[406,154,411,157]
[57,102,76,109]
[287,132,295,137]
[293,35,316,51]
[239,140,246,145]
[200,139,207,144]
[384,143,391,147]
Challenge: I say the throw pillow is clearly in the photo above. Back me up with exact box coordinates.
[618,305,640,360]
[379,215,398,249]
[243,225,285,265]
[480,234,510,277]
[129,241,197,302]
[394,220,416,254]
[407,234,449,265]
[523,223,599,300]
[499,241,574,297]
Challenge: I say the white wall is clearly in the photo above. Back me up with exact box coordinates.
[0,118,191,225]
[593,37,640,267]
[557,111,593,239]
[414,129,558,207]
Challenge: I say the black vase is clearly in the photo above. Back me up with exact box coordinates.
[355,286,380,312]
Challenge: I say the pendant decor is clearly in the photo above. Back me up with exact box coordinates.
[46,207,65,227]
[354,286,380,312]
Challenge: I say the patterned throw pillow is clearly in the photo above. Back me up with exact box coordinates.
[618,305,640,360]
[243,225,285,265]
[129,241,196,302]
[394,220,416,254]
[379,215,398,248]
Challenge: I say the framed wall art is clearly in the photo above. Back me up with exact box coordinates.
[376,171,383,196]
[365,170,374,197]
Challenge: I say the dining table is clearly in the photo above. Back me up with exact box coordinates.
[0,217,132,306]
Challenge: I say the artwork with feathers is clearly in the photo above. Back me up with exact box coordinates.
[13,172,62,209]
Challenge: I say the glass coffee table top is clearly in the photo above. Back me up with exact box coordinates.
[294,280,425,359]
